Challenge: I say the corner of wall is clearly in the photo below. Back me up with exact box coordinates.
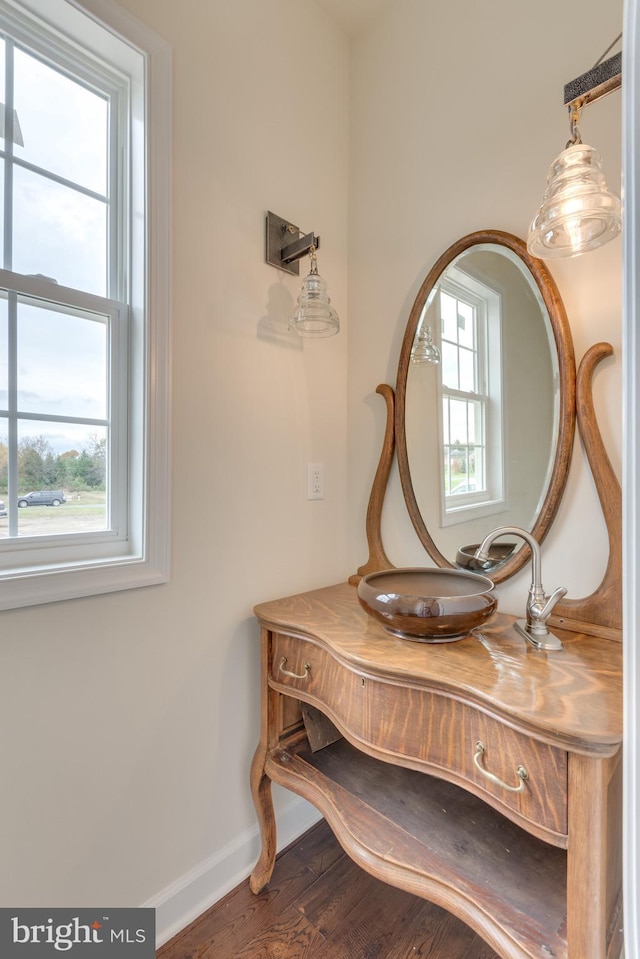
[147,798,321,948]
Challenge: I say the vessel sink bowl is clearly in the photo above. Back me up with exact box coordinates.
[455,541,516,573]
[357,567,497,642]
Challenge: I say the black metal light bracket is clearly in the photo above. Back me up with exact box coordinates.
[564,51,621,108]
[265,211,320,276]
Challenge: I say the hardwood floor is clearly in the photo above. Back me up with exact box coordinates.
[157,819,500,959]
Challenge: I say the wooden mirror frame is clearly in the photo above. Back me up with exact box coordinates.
[352,229,621,638]
[395,230,577,585]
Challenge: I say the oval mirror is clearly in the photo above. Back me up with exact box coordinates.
[395,230,576,584]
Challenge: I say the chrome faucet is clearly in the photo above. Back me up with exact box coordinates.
[475,526,567,651]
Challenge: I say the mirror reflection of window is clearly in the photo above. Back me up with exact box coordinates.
[440,289,484,496]
[436,271,504,525]
[400,235,566,575]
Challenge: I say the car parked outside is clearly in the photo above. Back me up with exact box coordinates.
[450,481,477,495]
[0,499,6,518]
[17,490,67,507]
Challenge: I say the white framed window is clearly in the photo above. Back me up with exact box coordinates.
[0,0,171,610]
[437,268,504,527]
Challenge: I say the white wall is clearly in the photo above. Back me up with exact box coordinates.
[0,0,348,940]
[348,0,623,618]
[0,0,625,948]
[623,2,640,954]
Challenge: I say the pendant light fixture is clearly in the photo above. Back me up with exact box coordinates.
[527,37,622,259]
[289,244,339,337]
[265,210,340,338]
[411,325,440,365]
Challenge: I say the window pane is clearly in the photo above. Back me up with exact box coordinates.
[0,39,6,150]
[0,38,5,102]
[12,420,107,537]
[0,157,4,266]
[467,402,477,444]
[441,341,458,390]
[440,291,458,342]
[16,300,108,419]
[467,452,477,489]
[456,302,473,347]
[14,47,108,195]
[459,347,475,392]
[13,166,107,295]
[449,400,468,445]
[0,423,6,524]
[449,446,467,493]
[0,296,7,407]
[470,447,484,491]
[443,446,452,494]
[0,40,5,264]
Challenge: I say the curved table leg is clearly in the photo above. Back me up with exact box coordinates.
[250,627,278,894]
[249,739,276,893]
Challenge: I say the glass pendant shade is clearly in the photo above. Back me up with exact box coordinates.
[411,326,440,364]
[527,142,621,258]
[289,263,340,337]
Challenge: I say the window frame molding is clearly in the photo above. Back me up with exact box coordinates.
[0,0,171,611]
[437,270,506,528]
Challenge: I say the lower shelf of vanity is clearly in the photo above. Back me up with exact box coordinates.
[267,733,568,959]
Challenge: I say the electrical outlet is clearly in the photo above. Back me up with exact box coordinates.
[307,463,324,500]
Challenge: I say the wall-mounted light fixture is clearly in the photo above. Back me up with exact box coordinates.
[527,37,622,259]
[411,325,440,365]
[265,211,340,337]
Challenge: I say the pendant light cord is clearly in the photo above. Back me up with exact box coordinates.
[593,32,622,68]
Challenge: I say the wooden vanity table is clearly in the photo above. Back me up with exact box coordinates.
[250,232,623,959]
[250,585,622,959]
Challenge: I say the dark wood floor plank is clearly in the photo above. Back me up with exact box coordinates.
[460,933,507,959]
[230,905,325,959]
[288,817,344,878]
[157,846,317,959]
[383,897,477,959]
[156,819,501,959]
[305,866,427,959]
[294,851,383,936]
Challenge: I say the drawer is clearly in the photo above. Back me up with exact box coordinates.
[270,632,367,743]
[366,680,568,838]
[269,632,567,840]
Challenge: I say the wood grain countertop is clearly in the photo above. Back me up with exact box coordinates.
[255,581,622,755]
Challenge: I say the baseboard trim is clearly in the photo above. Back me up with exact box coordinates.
[146,798,322,948]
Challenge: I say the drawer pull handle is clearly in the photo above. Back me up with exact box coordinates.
[473,741,528,793]
[278,657,311,680]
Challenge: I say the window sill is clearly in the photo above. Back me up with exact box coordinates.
[0,550,169,611]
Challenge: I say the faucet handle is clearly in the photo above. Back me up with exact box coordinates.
[520,585,567,650]
[537,586,568,623]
